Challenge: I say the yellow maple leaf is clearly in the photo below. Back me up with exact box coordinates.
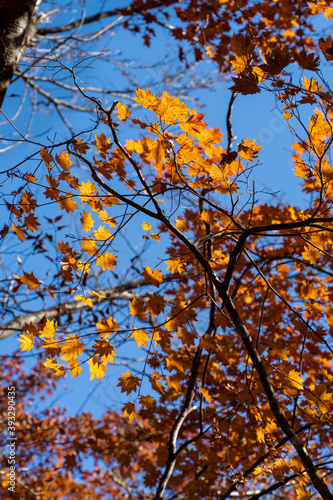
[18,333,34,351]
[24,173,37,183]
[205,45,215,58]
[94,132,113,159]
[133,88,160,110]
[149,139,166,164]
[122,402,138,422]
[283,111,293,120]
[80,210,95,232]
[303,76,322,93]
[165,258,184,274]
[199,385,213,402]
[151,233,161,241]
[80,238,97,256]
[117,371,141,396]
[57,194,78,214]
[79,180,98,202]
[296,488,312,500]
[141,265,163,288]
[131,329,150,348]
[94,225,112,241]
[39,319,57,339]
[89,290,107,298]
[43,358,66,377]
[96,251,117,271]
[88,356,108,381]
[76,259,90,274]
[116,102,131,121]
[74,295,94,307]
[252,65,266,83]
[175,218,190,231]
[60,334,85,362]
[238,137,262,161]
[231,54,249,74]
[98,210,117,227]
[287,369,305,390]
[16,271,41,290]
[56,150,74,171]
[68,360,82,378]
[142,221,152,231]
[165,353,184,373]
[95,316,119,338]
[302,244,320,265]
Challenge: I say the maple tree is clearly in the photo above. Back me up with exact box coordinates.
[2,1,333,499]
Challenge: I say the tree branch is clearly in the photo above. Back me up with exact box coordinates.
[0,272,189,340]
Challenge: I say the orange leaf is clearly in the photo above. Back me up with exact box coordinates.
[56,150,74,171]
[88,356,108,381]
[16,271,41,290]
[61,334,85,362]
[74,295,94,307]
[12,223,26,241]
[96,251,117,271]
[68,360,82,378]
[24,213,40,232]
[131,329,150,348]
[80,238,97,256]
[146,293,165,317]
[95,317,119,339]
[40,147,53,169]
[199,386,213,402]
[129,297,148,320]
[141,265,163,288]
[117,371,141,396]
[319,35,333,62]
[80,210,95,232]
[39,319,57,339]
[91,339,117,363]
[18,333,34,351]
[165,259,184,275]
[116,102,131,121]
[57,194,78,214]
[122,402,138,422]
[165,353,184,373]
[43,358,66,377]
[94,132,113,159]
[238,137,262,161]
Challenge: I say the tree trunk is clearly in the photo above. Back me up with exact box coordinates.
[0,0,39,109]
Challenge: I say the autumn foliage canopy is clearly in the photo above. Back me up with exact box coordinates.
[2,0,333,499]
